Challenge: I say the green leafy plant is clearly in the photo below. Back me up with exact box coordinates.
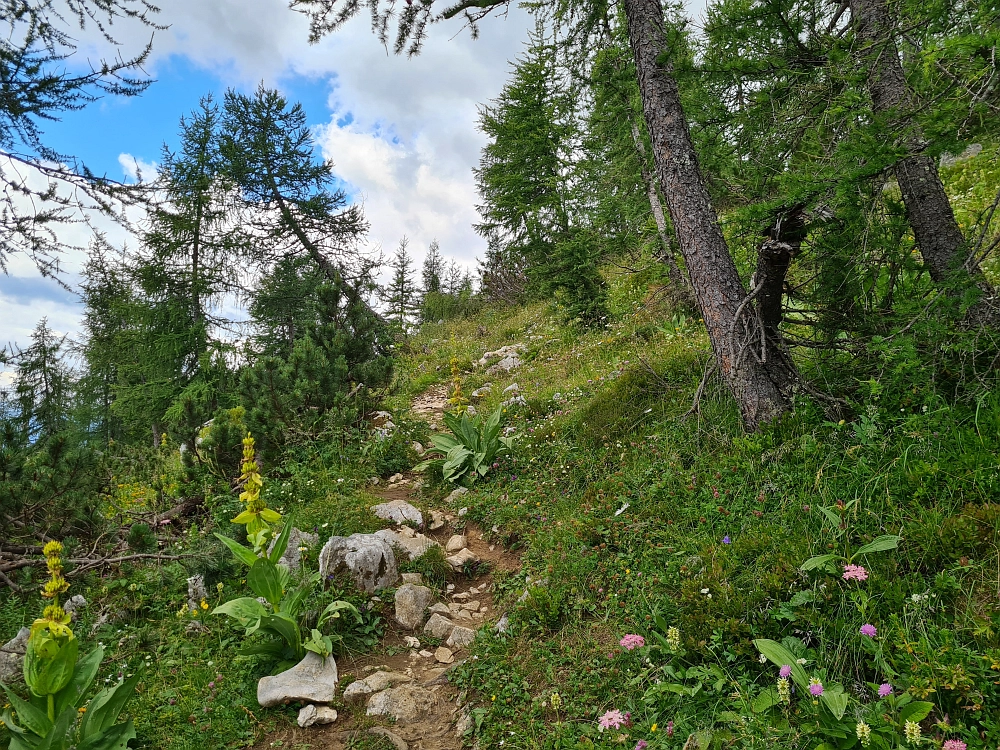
[416,407,514,485]
[1,541,139,750]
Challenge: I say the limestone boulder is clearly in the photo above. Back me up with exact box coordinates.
[423,613,455,640]
[257,652,338,707]
[394,584,433,630]
[297,705,338,727]
[445,548,479,570]
[374,528,439,562]
[0,627,29,683]
[267,527,318,572]
[318,534,399,594]
[446,625,476,650]
[372,498,423,527]
[445,534,467,553]
[367,684,439,721]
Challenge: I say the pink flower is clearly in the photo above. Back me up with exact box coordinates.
[666,720,674,737]
[620,634,645,650]
[635,742,648,750]
[860,623,877,638]
[779,664,792,678]
[842,564,868,581]
[598,709,626,731]
[942,742,967,750]
[878,683,893,697]
[808,679,824,696]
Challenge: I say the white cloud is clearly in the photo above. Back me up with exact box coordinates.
[118,153,159,182]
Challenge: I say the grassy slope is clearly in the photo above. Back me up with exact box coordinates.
[394,271,1000,748]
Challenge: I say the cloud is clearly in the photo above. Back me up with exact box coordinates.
[118,153,159,182]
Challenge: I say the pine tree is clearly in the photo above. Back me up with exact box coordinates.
[384,237,420,331]
[422,240,444,295]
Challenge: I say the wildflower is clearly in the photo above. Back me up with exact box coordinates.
[779,664,792,678]
[620,634,645,650]
[777,677,791,704]
[942,742,967,750]
[635,742,648,750]
[796,658,807,665]
[200,599,209,611]
[878,683,893,697]
[550,693,561,710]
[650,723,657,733]
[843,564,869,582]
[904,720,921,744]
[808,678,824,697]
[856,721,872,747]
[666,721,674,737]
[722,535,731,544]
[666,626,681,652]
[859,623,877,638]
[598,709,626,731]
[758,653,767,663]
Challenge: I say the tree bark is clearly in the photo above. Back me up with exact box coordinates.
[755,208,808,341]
[622,0,798,430]
[849,0,978,285]
[629,121,694,305]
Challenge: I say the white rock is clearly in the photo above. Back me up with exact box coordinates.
[394,584,433,630]
[494,614,510,633]
[434,647,455,664]
[470,385,492,401]
[453,609,473,621]
[444,487,469,505]
[451,591,471,601]
[428,510,446,530]
[374,529,439,562]
[318,534,399,594]
[401,572,423,585]
[257,652,339,707]
[501,395,527,408]
[389,473,404,483]
[267,528,318,572]
[404,636,421,648]
[0,627,30,682]
[367,684,439,721]
[342,681,374,705]
[419,649,435,658]
[446,548,479,570]
[457,507,468,517]
[423,613,456,639]
[462,601,481,611]
[502,383,520,394]
[428,603,451,615]
[411,441,425,455]
[371,498,423,527]
[186,574,208,613]
[446,626,476,650]
[364,671,412,692]
[297,704,338,727]
[445,534,467,553]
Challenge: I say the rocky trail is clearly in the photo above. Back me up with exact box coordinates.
[253,389,520,750]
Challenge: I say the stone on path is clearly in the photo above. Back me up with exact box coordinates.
[446,626,476,650]
[428,510,446,530]
[401,572,423,584]
[257,652,339,707]
[445,548,478,570]
[434,646,454,664]
[444,487,468,505]
[374,528,439,562]
[297,704,338,727]
[318,533,399,593]
[445,534,467,553]
[428,603,450,615]
[342,671,411,705]
[366,684,439,721]
[394,584,433,630]
[423,613,455,639]
[372,498,423,527]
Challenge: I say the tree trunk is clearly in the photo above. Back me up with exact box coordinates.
[629,121,694,304]
[755,208,808,341]
[622,0,798,430]
[849,0,977,285]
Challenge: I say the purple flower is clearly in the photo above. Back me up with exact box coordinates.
[598,709,626,731]
[860,623,877,638]
[779,664,792,678]
[635,742,648,750]
[808,679,824,696]
[722,535,732,544]
[620,634,645,650]
[878,683,893,697]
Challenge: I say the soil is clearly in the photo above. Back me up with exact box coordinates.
[251,391,518,750]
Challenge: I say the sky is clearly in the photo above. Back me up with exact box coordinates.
[1,0,710,363]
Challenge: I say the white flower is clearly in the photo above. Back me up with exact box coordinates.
[796,658,807,665]
[759,654,767,663]
[701,588,710,594]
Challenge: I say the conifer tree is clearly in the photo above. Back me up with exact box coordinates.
[384,237,420,331]
[422,239,445,295]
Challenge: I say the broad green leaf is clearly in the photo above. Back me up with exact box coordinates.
[214,533,258,568]
[260,613,301,655]
[1,682,52,736]
[81,674,140,737]
[800,554,839,572]
[818,505,842,529]
[821,688,849,719]
[318,599,360,626]
[54,645,103,715]
[231,509,258,525]
[211,597,267,623]
[248,558,284,606]
[852,535,901,558]
[78,718,136,750]
[753,639,809,691]
[25,635,78,697]
[751,687,781,713]
[899,701,934,723]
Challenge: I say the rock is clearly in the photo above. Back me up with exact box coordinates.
[267,528,318,572]
[423,613,455,639]
[63,594,88,620]
[444,487,468,505]
[403,635,421,648]
[451,591,471,600]
[445,534,467,553]
[372,498,423,526]
[470,385,492,401]
[488,354,522,374]
[428,510,446,531]
[401,572,423,585]
[257,652,339,708]
[318,534,399,594]
[186,620,210,633]
[457,507,468,517]
[367,684,439,721]
[428,602,450,615]
[342,681,375,705]
[446,548,479,570]
[494,614,510,634]
[477,345,525,368]
[364,671,412,692]
[502,383,520,394]
[456,707,474,736]
[461,600,481,611]
[371,411,394,427]
[394,584,433,629]
[453,609,473,622]
[411,441,425,455]
[374,529,439,562]
[297,704,338,727]
[186,574,208,613]
[501,395,527,409]
[419,649,435,658]
[446,626,476,650]
[472,611,484,620]
[940,143,983,168]
[0,627,30,683]
[434,646,455,664]
[388,473,404,484]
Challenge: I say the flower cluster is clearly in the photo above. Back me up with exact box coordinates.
[808,678,824,697]
[856,721,872,747]
[232,433,281,549]
[620,634,645,650]
[842,564,868,581]
[904,720,921,744]
[942,741,967,750]
[777,677,791,704]
[665,626,681,652]
[31,541,73,640]
[859,623,877,638]
[598,708,628,731]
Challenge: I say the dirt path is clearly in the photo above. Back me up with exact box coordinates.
[253,392,517,750]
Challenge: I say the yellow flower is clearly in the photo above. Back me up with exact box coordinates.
[78,706,87,714]
[200,599,209,611]
[43,541,64,558]
[651,723,657,732]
